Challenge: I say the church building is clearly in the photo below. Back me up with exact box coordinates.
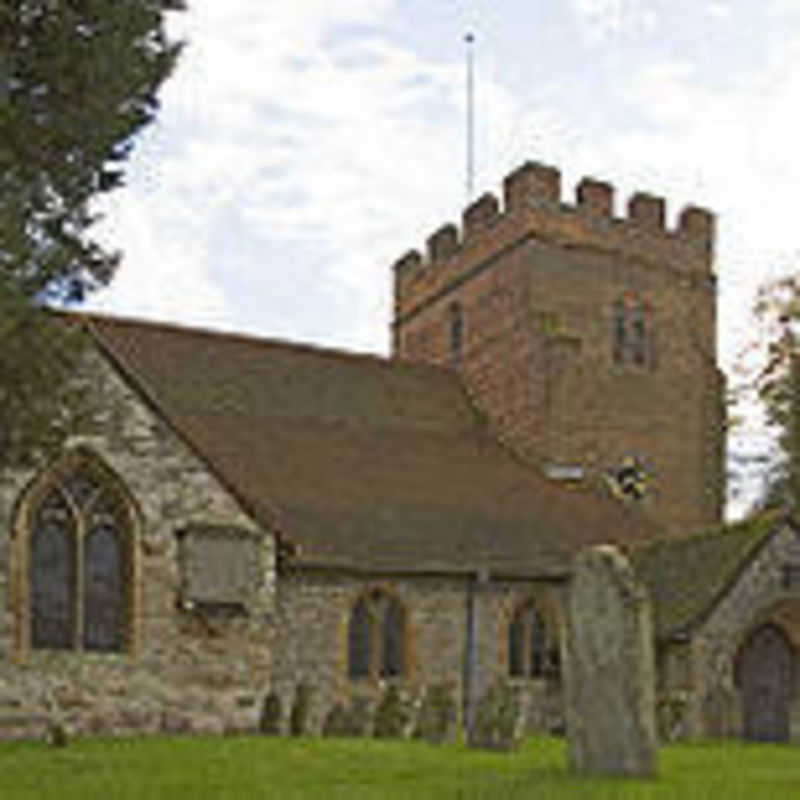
[0,160,796,743]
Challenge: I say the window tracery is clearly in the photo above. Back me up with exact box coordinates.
[23,453,134,653]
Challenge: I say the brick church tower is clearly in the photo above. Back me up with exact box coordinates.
[391,161,725,535]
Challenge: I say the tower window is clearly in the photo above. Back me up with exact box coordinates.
[612,294,652,367]
[449,302,464,366]
[613,300,626,364]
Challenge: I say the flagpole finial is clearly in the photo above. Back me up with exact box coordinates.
[465,32,475,202]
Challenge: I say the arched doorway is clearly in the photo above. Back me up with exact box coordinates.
[736,624,793,742]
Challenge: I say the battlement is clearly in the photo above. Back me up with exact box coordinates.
[393,161,715,320]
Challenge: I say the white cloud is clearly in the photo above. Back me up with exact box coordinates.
[89,0,585,353]
[571,0,660,41]
[705,3,732,20]
[80,1,800,517]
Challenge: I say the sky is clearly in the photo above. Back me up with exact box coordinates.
[86,0,800,518]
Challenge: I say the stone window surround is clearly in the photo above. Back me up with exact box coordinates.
[9,447,142,662]
[503,591,562,683]
[612,292,652,368]
[346,585,409,684]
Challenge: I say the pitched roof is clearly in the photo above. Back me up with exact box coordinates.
[80,312,660,576]
[630,510,783,639]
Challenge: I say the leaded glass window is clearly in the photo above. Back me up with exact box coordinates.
[30,490,76,649]
[26,461,130,653]
[83,520,124,651]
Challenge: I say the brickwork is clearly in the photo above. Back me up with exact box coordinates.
[392,161,724,535]
[0,347,276,738]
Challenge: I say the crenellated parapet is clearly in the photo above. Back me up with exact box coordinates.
[393,161,715,320]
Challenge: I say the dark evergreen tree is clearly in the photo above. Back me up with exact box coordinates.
[0,0,183,466]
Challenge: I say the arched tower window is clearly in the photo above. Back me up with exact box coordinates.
[612,294,652,367]
[631,302,647,365]
[23,453,135,653]
[449,302,464,367]
[508,600,559,680]
[347,589,406,680]
[612,299,626,364]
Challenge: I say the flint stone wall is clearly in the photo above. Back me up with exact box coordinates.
[0,347,276,738]
[565,545,657,776]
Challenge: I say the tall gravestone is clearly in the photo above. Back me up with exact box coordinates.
[564,545,658,777]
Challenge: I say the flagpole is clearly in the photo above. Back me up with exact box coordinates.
[465,32,475,203]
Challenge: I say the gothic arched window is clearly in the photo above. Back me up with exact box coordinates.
[25,456,133,653]
[347,590,406,680]
[508,601,559,680]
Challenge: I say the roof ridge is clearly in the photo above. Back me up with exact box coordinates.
[631,509,783,555]
[56,308,457,380]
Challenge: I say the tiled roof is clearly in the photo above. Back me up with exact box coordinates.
[82,312,660,575]
[630,510,783,639]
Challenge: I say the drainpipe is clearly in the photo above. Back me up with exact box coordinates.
[464,567,489,742]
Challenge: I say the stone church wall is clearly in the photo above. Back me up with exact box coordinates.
[0,346,276,738]
[273,569,566,737]
[684,524,800,739]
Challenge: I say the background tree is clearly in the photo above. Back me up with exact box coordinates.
[736,274,800,513]
[0,0,183,466]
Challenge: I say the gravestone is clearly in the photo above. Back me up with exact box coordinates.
[564,545,657,777]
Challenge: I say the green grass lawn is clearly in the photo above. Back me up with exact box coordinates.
[0,735,799,800]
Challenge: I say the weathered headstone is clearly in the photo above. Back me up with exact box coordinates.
[564,545,658,777]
